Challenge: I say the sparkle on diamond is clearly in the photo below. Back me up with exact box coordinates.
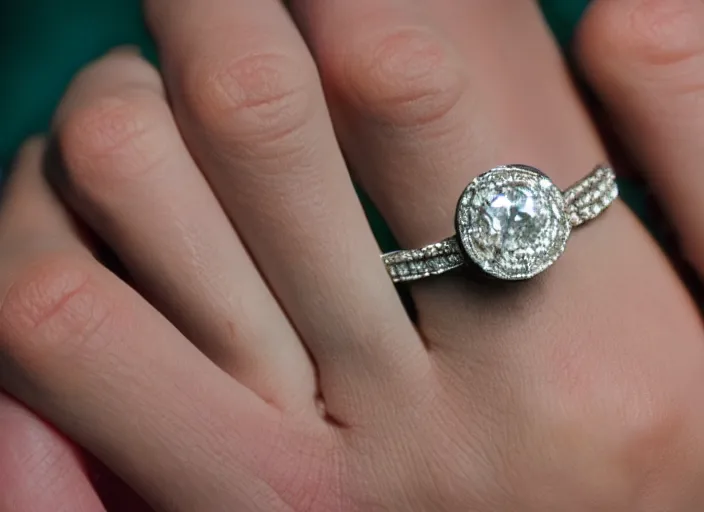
[456,166,570,280]
[480,186,547,253]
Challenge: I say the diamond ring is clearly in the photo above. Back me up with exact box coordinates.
[382,164,618,282]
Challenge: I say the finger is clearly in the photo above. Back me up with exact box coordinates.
[576,0,704,277]
[0,140,105,512]
[145,0,429,421]
[0,392,105,512]
[52,49,314,411]
[0,144,305,511]
[0,138,92,257]
[290,0,702,363]
[292,0,604,246]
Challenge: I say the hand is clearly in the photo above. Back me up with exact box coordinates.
[2,0,704,510]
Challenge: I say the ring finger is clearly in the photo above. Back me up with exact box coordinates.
[291,0,697,363]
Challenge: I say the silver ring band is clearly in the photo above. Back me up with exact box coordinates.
[382,164,618,283]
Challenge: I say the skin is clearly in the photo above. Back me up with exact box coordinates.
[2,0,704,509]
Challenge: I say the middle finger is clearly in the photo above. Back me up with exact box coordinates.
[145,0,429,421]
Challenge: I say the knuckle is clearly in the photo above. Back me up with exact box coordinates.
[614,391,699,500]
[57,90,170,190]
[544,370,693,499]
[578,0,703,69]
[330,26,465,128]
[0,255,115,372]
[182,51,317,147]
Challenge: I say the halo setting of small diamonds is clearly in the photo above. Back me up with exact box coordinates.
[381,164,617,283]
[456,165,571,280]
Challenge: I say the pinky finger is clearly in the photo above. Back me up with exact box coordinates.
[0,139,105,512]
[0,139,150,512]
[577,0,704,277]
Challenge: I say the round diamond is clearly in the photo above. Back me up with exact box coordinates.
[482,186,545,252]
[455,165,571,280]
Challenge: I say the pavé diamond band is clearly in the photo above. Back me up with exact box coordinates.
[382,164,618,282]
